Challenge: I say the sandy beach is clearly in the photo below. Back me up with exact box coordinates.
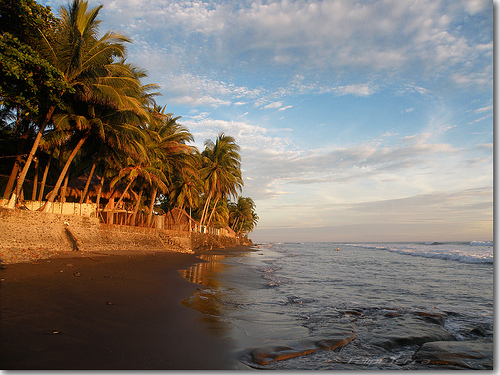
[0,248,249,370]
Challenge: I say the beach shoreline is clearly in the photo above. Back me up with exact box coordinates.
[0,246,254,370]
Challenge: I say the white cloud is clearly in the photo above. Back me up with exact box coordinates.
[334,84,377,96]
[171,95,231,108]
[464,0,491,15]
[469,114,493,124]
[263,101,284,109]
[155,72,261,108]
[451,70,492,88]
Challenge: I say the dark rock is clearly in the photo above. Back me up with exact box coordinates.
[470,325,487,336]
[366,313,455,350]
[247,332,356,365]
[414,311,446,325]
[412,341,493,370]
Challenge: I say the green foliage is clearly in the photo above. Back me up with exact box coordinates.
[0,0,57,46]
[0,33,69,115]
[0,0,68,113]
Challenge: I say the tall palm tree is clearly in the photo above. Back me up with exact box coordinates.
[229,196,258,235]
[40,60,152,210]
[199,133,243,227]
[143,105,196,227]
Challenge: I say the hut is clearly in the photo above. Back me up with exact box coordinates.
[164,207,195,232]
[221,226,236,238]
[62,174,139,225]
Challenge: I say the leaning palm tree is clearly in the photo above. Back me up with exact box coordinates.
[42,70,153,213]
[199,133,243,227]
[5,0,133,208]
[111,162,167,212]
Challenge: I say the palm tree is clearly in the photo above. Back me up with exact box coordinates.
[199,133,243,227]
[42,73,153,211]
[229,196,258,235]
[1,108,33,202]
[209,198,229,229]
[111,162,167,210]
[168,172,202,227]
[143,105,196,227]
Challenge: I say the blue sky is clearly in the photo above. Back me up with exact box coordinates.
[40,0,494,242]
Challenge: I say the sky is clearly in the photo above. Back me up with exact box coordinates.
[39,0,494,243]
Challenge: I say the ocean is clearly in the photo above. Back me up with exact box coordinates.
[180,241,493,370]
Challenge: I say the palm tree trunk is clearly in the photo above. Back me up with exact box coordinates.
[31,153,40,201]
[177,205,184,230]
[7,106,55,208]
[233,217,240,234]
[128,187,143,226]
[200,190,213,227]
[60,166,70,203]
[206,195,220,227]
[43,133,89,212]
[168,208,176,230]
[79,159,97,204]
[147,188,158,228]
[38,151,53,201]
[114,177,135,209]
[96,164,108,211]
[2,156,21,202]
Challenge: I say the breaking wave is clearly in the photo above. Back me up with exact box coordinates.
[347,242,493,264]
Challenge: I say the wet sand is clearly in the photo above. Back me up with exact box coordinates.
[0,248,249,370]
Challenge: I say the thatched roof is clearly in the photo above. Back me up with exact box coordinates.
[62,174,138,200]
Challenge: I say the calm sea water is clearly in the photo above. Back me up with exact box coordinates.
[180,241,493,370]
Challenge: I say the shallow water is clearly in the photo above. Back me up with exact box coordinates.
[180,242,493,370]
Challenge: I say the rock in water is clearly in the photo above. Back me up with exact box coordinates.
[248,333,356,366]
[365,311,455,350]
[412,341,493,370]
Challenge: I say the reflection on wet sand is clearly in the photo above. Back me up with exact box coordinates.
[179,254,235,320]
[179,254,227,288]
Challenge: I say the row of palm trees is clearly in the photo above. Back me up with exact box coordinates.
[0,0,258,237]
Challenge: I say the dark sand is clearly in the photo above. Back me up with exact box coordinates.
[0,248,249,370]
